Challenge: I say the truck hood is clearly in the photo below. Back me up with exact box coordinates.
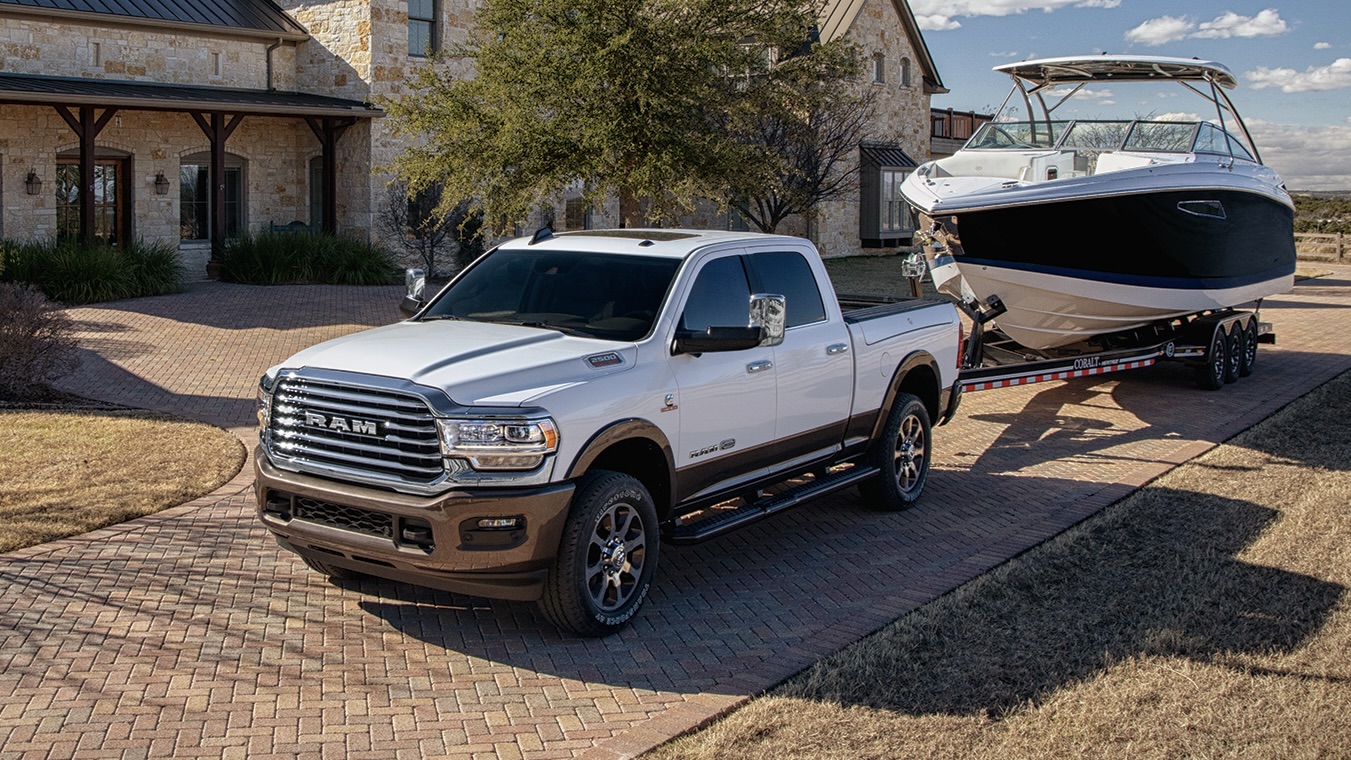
[276,320,635,406]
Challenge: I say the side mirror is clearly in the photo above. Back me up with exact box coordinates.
[673,326,765,355]
[400,267,426,315]
[750,293,786,347]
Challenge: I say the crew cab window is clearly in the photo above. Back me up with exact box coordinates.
[422,249,680,341]
[748,251,826,328]
[680,256,752,332]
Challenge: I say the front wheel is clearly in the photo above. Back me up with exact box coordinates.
[540,471,659,636]
[858,392,932,510]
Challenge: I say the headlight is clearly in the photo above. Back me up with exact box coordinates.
[256,374,275,431]
[435,417,559,471]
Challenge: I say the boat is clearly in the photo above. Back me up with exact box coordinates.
[901,55,1296,350]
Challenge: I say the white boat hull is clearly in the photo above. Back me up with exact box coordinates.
[961,263,1293,349]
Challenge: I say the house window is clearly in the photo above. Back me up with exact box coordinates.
[564,197,593,230]
[56,153,130,245]
[872,53,886,83]
[880,169,915,234]
[858,142,918,247]
[901,58,912,88]
[179,153,244,240]
[408,0,437,57]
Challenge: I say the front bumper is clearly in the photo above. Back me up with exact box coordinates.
[255,450,575,601]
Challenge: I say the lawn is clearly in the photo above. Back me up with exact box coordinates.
[0,407,245,552]
[650,368,1351,758]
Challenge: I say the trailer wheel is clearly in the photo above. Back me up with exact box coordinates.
[1196,327,1227,391]
[1223,323,1242,384]
[859,392,932,510]
[1238,319,1258,377]
[540,471,658,637]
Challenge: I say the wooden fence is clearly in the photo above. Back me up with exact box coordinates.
[1295,232,1346,262]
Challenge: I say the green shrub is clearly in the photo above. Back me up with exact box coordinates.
[0,238,183,305]
[122,239,185,297]
[223,232,397,286]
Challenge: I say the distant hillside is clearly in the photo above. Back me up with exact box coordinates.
[1293,194,1351,235]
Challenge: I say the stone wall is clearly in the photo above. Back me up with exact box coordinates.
[0,17,295,90]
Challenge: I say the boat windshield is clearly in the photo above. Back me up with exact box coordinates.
[967,119,1255,160]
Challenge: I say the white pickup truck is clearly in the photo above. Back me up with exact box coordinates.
[255,229,963,635]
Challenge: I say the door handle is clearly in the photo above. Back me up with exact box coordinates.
[746,359,773,374]
[826,343,850,355]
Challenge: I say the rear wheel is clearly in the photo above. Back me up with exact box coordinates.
[1196,326,1227,391]
[540,471,658,637]
[858,392,932,510]
[1238,319,1259,377]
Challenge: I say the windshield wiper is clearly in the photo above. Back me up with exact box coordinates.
[418,314,460,321]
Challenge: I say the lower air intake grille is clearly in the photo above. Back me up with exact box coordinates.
[294,497,394,540]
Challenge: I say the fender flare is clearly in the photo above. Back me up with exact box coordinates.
[868,350,943,444]
[563,417,677,485]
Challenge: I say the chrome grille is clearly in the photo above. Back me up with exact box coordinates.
[267,376,443,487]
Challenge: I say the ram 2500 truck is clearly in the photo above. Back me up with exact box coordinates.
[255,229,963,635]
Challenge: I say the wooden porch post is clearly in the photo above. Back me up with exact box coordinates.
[53,105,118,242]
[305,117,355,235]
[190,112,245,276]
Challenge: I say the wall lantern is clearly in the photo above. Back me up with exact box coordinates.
[24,170,42,195]
[154,171,170,195]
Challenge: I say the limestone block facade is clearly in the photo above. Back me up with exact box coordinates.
[0,0,938,276]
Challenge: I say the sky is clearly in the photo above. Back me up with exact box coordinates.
[912,1,1351,191]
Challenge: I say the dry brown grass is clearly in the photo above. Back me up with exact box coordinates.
[650,369,1351,759]
[0,408,246,552]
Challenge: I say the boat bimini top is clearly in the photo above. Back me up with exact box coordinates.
[988,54,1259,163]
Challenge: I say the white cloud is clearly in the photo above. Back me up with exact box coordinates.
[1247,59,1351,93]
[1314,42,1332,50]
[1124,16,1192,46]
[1125,10,1290,47]
[1193,9,1288,39]
[911,0,1117,31]
[1248,120,1351,191]
[916,14,962,31]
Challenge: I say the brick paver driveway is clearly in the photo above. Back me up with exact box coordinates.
[4,268,1350,758]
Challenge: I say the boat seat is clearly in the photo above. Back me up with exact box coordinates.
[1019,151,1076,182]
[931,151,1046,180]
[1093,152,1157,174]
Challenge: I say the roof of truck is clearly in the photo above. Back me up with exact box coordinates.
[497,228,811,259]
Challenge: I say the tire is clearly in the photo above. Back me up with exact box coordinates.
[301,554,360,581]
[1238,318,1258,377]
[1223,323,1242,384]
[1196,326,1227,391]
[540,471,659,637]
[858,392,932,510]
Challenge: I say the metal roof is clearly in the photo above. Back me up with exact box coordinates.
[994,55,1238,89]
[0,73,381,118]
[0,0,307,40]
[860,142,917,169]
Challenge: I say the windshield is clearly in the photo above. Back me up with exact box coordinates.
[420,249,681,342]
[968,118,1255,159]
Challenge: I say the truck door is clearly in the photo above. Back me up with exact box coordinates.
[747,250,853,461]
[667,252,778,499]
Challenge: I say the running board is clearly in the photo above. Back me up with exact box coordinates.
[664,464,879,545]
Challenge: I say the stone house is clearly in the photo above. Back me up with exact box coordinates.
[0,0,942,278]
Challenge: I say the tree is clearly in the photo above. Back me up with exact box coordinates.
[727,40,874,233]
[382,0,842,230]
[378,181,485,276]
